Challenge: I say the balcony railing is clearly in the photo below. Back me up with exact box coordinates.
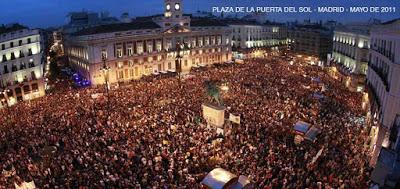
[372,46,396,62]
[367,82,381,109]
[368,62,390,91]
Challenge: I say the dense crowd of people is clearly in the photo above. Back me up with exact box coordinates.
[0,55,371,188]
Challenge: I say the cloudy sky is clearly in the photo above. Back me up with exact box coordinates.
[1,0,399,28]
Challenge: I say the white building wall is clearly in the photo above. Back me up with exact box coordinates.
[367,20,400,166]
[0,29,45,108]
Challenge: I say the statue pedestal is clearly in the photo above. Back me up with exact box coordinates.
[202,103,225,128]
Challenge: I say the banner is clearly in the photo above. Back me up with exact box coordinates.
[229,113,241,124]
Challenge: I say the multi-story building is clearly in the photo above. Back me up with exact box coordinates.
[289,24,333,62]
[65,0,232,86]
[63,11,119,36]
[228,20,287,49]
[331,25,370,92]
[367,19,400,188]
[0,24,46,108]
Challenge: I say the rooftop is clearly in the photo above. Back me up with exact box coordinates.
[222,19,262,26]
[0,24,27,35]
[190,17,228,27]
[294,24,330,31]
[382,18,400,25]
[74,20,161,36]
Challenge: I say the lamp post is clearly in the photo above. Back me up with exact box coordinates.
[175,42,190,88]
[175,43,183,88]
[100,55,111,124]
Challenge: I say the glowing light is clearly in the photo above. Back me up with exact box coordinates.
[220,85,229,92]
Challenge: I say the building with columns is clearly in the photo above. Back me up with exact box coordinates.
[65,0,232,86]
[366,19,400,188]
[0,24,46,108]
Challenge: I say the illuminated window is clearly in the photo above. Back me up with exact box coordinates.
[117,62,123,69]
[134,67,139,76]
[117,48,123,58]
[101,49,107,60]
[137,43,143,54]
[127,47,133,56]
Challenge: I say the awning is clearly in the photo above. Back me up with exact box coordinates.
[232,175,255,189]
[201,168,238,189]
[304,126,321,142]
[293,121,310,134]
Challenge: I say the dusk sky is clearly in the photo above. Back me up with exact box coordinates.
[1,0,399,28]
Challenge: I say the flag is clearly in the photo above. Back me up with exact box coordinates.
[229,113,240,124]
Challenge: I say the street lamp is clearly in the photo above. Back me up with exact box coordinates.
[175,43,183,88]
[175,42,189,88]
[100,54,111,123]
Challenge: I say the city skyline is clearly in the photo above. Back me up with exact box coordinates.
[1,0,399,28]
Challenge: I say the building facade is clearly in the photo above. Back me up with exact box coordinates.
[63,11,119,36]
[331,26,370,92]
[367,19,400,188]
[65,0,232,86]
[288,24,333,62]
[229,20,287,49]
[0,25,46,108]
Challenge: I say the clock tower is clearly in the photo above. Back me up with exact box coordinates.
[164,0,183,19]
[161,0,190,29]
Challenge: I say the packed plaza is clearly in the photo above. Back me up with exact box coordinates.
[0,52,372,188]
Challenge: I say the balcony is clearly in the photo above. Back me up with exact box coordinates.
[372,46,396,62]
[368,62,390,91]
[367,82,381,109]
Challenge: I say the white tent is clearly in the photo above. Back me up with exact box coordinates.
[201,168,238,189]
[232,175,255,189]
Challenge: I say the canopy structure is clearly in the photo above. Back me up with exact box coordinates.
[201,168,238,189]
[304,126,321,142]
[293,121,310,135]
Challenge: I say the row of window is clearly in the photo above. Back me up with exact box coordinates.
[334,36,369,49]
[0,60,36,75]
[369,53,390,91]
[1,38,32,50]
[1,49,33,62]
[103,38,225,59]
[103,46,225,61]
[68,47,88,60]
[114,54,227,79]
[232,36,277,41]
[371,37,396,62]
[232,28,279,34]
[0,82,39,98]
